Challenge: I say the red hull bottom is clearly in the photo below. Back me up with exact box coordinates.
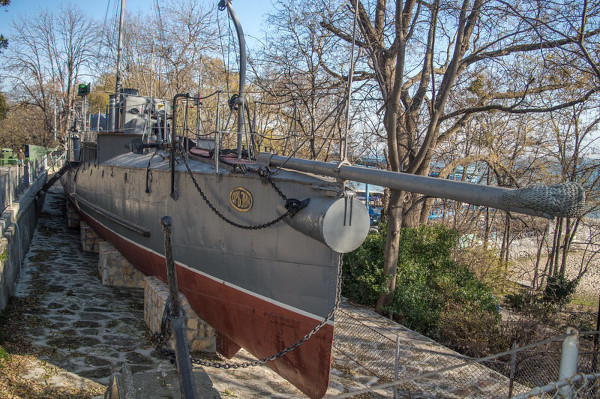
[74,202,333,399]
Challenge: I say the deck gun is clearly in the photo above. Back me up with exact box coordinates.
[257,153,586,219]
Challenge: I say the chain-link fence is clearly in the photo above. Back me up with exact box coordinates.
[511,373,600,398]
[332,302,600,398]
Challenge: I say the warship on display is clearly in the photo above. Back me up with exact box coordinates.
[60,1,585,398]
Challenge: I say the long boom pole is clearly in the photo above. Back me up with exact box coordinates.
[257,153,585,219]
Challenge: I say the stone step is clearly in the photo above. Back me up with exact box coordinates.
[105,363,220,399]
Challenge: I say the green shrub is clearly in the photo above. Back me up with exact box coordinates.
[543,275,578,307]
[0,345,9,367]
[504,290,539,312]
[342,227,389,305]
[343,224,500,340]
[455,246,508,292]
[439,302,509,357]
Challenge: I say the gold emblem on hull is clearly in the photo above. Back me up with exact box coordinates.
[230,187,253,212]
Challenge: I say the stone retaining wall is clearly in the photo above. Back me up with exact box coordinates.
[0,171,47,312]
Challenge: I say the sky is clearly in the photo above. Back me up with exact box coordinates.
[0,0,273,47]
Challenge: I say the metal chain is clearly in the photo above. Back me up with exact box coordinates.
[154,256,344,369]
[217,155,289,203]
[180,155,305,230]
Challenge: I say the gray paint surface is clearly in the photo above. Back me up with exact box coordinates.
[63,150,369,319]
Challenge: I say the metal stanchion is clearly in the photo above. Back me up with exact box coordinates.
[558,327,579,399]
[160,216,198,399]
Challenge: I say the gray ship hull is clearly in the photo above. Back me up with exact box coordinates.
[62,147,369,399]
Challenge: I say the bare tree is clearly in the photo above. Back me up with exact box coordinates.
[97,0,219,101]
[1,4,100,145]
[542,104,600,282]
[0,0,10,52]
[253,0,367,161]
[315,0,600,311]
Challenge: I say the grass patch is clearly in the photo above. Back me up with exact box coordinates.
[570,294,599,310]
[0,352,104,398]
[0,346,9,366]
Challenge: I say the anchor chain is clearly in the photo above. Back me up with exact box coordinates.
[180,154,308,229]
[153,256,344,369]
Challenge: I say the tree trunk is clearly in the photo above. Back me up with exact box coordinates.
[501,214,511,287]
[559,217,571,276]
[532,221,549,289]
[402,191,422,227]
[376,189,404,313]
[551,218,564,277]
[483,207,490,251]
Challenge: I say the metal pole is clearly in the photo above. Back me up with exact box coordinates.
[111,0,126,131]
[160,216,197,399]
[115,0,126,96]
[508,341,517,399]
[53,99,57,147]
[8,167,12,207]
[68,126,72,162]
[342,0,360,162]
[171,93,189,199]
[184,99,189,159]
[558,327,579,399]
[221,1,246,159]
[83,95,88,133]
[215,94,220,175]
[365,183,370,214]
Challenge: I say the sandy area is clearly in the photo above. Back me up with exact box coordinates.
[508,243,599,298]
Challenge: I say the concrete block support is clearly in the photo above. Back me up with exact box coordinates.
[98,241,146,288]
[80,220,104,253]
[66,203,80,228]
[144,276,216,353]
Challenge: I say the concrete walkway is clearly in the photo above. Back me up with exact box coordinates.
[1,185,518,398]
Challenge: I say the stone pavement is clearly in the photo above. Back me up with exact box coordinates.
[3,185,519,398]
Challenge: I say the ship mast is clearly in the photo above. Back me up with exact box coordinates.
[111,0,126,131]
[219,0,246,159]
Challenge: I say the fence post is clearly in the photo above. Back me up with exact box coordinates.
[558,327,579,399]
[593,293,599,373]
[508,340,517,399]
[8,167,12,207]
[394,335,400,399]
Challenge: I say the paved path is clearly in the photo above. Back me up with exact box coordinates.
[1,185,519,398]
